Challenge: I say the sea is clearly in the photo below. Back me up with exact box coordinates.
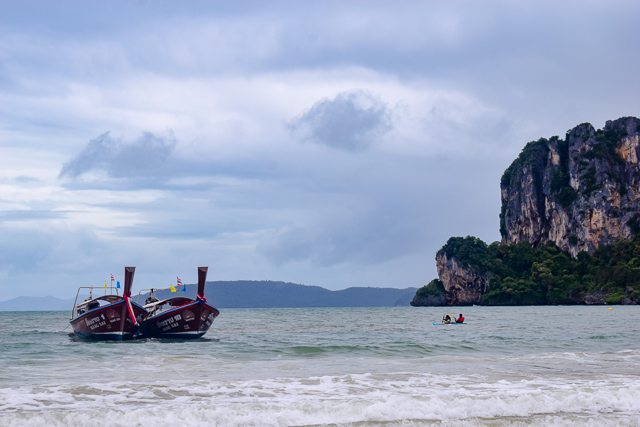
[0,306,639,426]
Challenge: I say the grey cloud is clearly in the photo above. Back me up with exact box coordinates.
[59,131,177,180]
[255,153,505,270]
[257,204,427,268]
[13,176,40,184]
[0,224,103,273]
[0,228,52,271]
[0,210,67,221]
[2,2,639,91]
[289,90,393,152]
[0,176,40,187]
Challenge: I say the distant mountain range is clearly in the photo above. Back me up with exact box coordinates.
[0,281,418,311]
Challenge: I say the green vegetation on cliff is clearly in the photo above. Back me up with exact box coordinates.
[479,240,581,305]
[426,236,640,305]
[414,279,446,299]
[438,236,492,275]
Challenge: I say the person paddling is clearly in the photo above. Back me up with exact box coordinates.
[442,314,452,324]
[456,314,465,323]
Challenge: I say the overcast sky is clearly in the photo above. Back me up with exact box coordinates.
[1,0,639,299]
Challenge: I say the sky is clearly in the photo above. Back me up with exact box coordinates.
[1,0,639,299]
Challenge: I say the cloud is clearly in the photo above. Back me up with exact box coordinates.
[288,90,393,152]
[13,176,40,184]
[0,210,67,221]
[0,222,103,273]
[59,131,177,181]
[257,200,428,268]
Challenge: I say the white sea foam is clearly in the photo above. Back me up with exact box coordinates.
[1,372,639,426]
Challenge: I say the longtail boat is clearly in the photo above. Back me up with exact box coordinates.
[69,267,147,340]
[139,266,220,339]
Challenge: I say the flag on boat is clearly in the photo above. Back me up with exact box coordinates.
[177,277,186,292]
[116,281,120,289]
[105,281,107,289]
[170,285,177,292]
[111,274,115,282]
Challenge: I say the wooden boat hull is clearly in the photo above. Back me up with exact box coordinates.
[142,301,220,339]
[70,299,147,340]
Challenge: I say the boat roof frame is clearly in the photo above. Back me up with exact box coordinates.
[71,285,121,317]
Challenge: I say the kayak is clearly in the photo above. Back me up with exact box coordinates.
[433,322,465,325]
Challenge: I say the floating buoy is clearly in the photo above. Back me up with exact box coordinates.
[609,307,613,310]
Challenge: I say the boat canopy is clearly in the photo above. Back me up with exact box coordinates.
[144,296,192,309]
[75,294,122,308]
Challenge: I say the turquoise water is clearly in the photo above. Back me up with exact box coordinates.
[1,306,639,426]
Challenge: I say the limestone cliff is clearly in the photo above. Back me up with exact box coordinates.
[500,116,640,256]
[412,116,640,307]
[436,251,488,305]
[412,236,490,306]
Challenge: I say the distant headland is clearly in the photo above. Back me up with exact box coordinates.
[0,281,417,311]
[412,116,640,306]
